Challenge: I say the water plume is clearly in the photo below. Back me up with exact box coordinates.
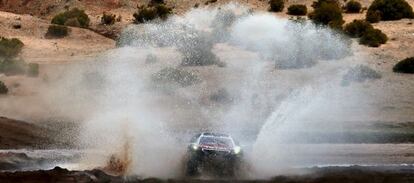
[1,3,364,179]
[74,3,356,178]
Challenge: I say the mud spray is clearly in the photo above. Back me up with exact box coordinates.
[1,3,373,179]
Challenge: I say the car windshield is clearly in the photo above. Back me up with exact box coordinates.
[199,136,233,148]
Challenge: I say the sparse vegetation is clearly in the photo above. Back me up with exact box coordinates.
[344,20,374,38]
[0,37,24,59]
[101,13,116,25]
[393,57,414,73]
[366,0,414,22]
[287,4,307,16]
[342,65,382,86]
[46,25,69,38]
[345,0,362,13]
[308,0,344,29]
[152,67,200,87]
[343,19,387,47]
[133,4,172,23]
[0,81,8,94]
[0,59,27,76]
[269,0,285,12]
[359,28,387,47]
[51,8,90,28]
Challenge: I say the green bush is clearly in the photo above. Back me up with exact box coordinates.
[152,67,200,87]
[366,0,414,21]
[51,8,90,28]
[0,80,8,94]
[344,20,374,38]
[393,57,414,73]
[269,0,284,12]
[359,28,387,47]
[101,13,116,25]
[27,63,39,77]
[287,4,307,16]
[342,65,381,86]
[133,4,171,23]
[46,25,69,38]
[366,10,381,23]
[345,0,362,13]
[308,1,344,29]
[0,37,24,59]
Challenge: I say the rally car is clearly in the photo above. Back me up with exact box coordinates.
[185,132,242,176]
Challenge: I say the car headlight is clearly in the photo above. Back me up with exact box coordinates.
[191,144,199,150]
[233,146,241,154]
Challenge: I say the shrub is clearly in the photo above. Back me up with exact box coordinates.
[46,25,69,38]
[0,81,8,94]
[287,4,307,16]
[0,37,24,58]
[359,28,387,47]
[342,65,381,86]
[0,59,26,76]
[101,13,116,25]
[312,0,340,9]
[366,10,381,23]
[27,63,39,77]
[393,57,414,73]
[269,0,284,12]
[366,0,414,21]
[344,20,374,37]
[152,67,200,87]
[308,1,344,29]
[345,0,362,13]
[133,4,171,23]
[64,18,81,27]
[51,8,90,28]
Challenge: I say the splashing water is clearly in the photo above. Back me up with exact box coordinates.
[7,3,357,178]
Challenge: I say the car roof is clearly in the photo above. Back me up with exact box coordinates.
[201,132,230,138]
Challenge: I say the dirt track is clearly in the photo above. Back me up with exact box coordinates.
[1,166,414,183]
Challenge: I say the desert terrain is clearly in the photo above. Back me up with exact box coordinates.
[0,0,414,182]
